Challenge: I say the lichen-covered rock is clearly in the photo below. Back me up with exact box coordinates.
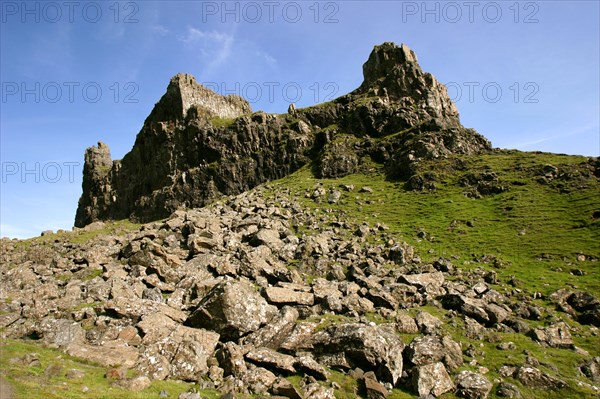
[265,286,315,306]
[530,322,573,348]
[313,323,404,385]
[185,280,278,341]
[405,335,463,371]
[515,366,567,390]
[66,341,139,369]
[303,382,336,399]
[455,371,492,399]
[243,306,299,349]
[38,317,85,349]
[136,316,220,381]
[496,382,522,398]
[244,348,296,374]
[410,362,454,397]
[240,365,277,394]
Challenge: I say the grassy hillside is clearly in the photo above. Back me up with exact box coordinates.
[269,150,599,297]
[266,149,600,398]
[1,149,598,399]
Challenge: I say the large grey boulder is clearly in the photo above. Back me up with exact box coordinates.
[530,322,573,348]
[405,335,463,371]
[136,313,220,380]
[313,323,404,385]
[515,366,567,389]
[455,371,492,399]
[243,306,299,349]
[410,362,454,397]
[185,279,278,341]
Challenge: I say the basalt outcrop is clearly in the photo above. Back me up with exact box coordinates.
[75,42,491,227]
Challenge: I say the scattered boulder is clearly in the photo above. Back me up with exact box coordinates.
[530,322,573,348]
[414,311,442,334]
[395,312,419,333]
[410,362,454,397]
[496,382,521,398]
[515,366,567,389]
[302,382,336,399]
[112,376,152,391]
[441,294,489,325]
[455,371,492,399]
[241,366,277,394]
[271,378,303,399]
[400,271,445,295]
[243,306,299,349]
[313,323,404,385]
[217,342,247,378]
[244,348,296,375]
[295,356,329,381]
[579,357,600,383]
[405,335,463,371]
[361,373,389,399]
[185,280,278,341]
[265,287,315,306]
[67,341,139,368]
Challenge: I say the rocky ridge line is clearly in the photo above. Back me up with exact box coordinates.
[75,42,491,227]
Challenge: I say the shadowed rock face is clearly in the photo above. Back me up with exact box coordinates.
[75,42,491,227]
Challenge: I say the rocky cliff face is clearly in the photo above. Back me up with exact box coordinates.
[75,42,491,227]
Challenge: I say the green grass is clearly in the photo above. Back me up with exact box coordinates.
[210,117,236,129]
[0,339,218,399]
[11,219,141,249]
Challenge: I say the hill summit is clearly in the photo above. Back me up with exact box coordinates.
[75,42,490,227]
[2,42,599,399]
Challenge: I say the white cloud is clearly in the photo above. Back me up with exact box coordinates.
[152,25,170,35]
[180,28,235,69]
[514,124,598,150]
[255,50,276,65]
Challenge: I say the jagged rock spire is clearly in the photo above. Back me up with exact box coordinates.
[356,42,460,128]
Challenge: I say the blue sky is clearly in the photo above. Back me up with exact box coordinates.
[1,0,599,238]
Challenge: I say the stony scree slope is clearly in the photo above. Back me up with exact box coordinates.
[2,174,600,398]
